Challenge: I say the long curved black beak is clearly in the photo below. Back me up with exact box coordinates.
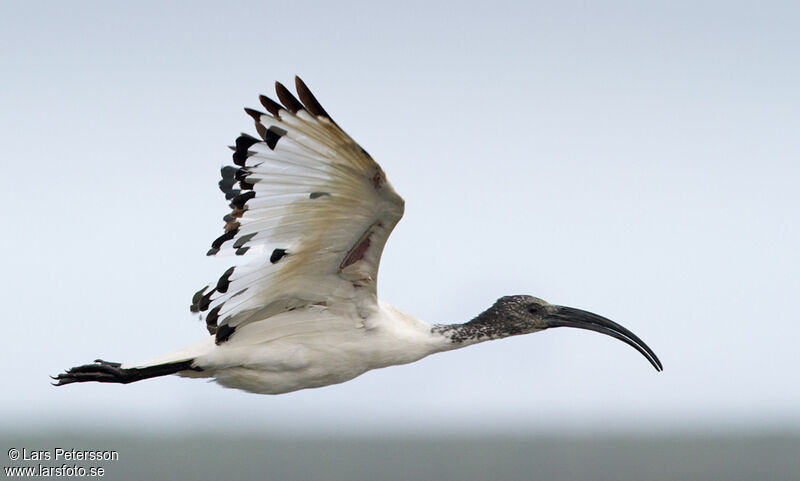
[546,306,663,371]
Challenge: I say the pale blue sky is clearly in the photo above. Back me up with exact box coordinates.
[1,1,798,434]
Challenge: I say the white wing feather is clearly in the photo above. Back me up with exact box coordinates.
[191,78,404,342]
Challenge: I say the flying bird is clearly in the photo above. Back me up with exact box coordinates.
[54,78,662,394]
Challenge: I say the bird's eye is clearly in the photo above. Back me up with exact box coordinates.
[527,304,540,314]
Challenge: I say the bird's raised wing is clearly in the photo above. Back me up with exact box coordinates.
[190,78,405,343]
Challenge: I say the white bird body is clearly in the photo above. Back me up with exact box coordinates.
[125,301,445,394]
[55,77,661,393]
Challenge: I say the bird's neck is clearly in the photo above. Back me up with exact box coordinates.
[432,306,525,349]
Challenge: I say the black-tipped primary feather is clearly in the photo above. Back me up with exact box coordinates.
[230,191,256,210]
[212,230,236,250]
[215,267,235,293]
[244,108,269,140]
[233,134,260,166]
[219,177,236,195]
[224,220,240,234]
[295,76,334,121]
[234,133,260,149]
[234,168,250,182]
[259,94,283,118]
[254,123,268,140]
[264,125,285,150]
[221,165,237,179]
[244,108,264,122]
[233,232,257,249]
[191,286,208,312]
[275,81,304,113]
[229,207,247,218]
[216,324,236,344]
[198,289,215,311]
[206,305,222,332]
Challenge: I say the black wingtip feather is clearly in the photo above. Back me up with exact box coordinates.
[235,133,260,147]
[206,305,222,331]
[221,165,237,179]
[212,230,237,250]
[234,168,250,181]
[191,286,209,312]
[233,232,257,249]
[230,191,256,210]
[259,94,283,118]
[275,81,304,113]
[295,76,334,121]
[192,286,208,305]
[244,108,269,140]
[233,134,260,166]
[219,177,236,195]
[215,267,235,293]
[264,127,283,150]
[198,289,214,312]
[254,122,268,140]
[244,107,264,122]
[216,324,235,344]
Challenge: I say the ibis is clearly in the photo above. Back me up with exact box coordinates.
[54,78,662,394]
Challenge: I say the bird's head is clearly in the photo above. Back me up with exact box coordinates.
[460,295,662,371]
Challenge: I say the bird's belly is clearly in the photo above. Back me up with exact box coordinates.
[208,332,433,395]
[213,365,366,394]
[212,345,373,394]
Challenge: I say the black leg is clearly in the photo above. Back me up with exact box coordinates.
[52,359,200,386]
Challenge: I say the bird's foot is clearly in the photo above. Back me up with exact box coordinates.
[51,360,128,386]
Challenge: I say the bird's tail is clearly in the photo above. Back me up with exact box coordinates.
[53,337,214,386]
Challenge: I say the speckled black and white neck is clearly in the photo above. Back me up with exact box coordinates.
[432,295,549,345]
